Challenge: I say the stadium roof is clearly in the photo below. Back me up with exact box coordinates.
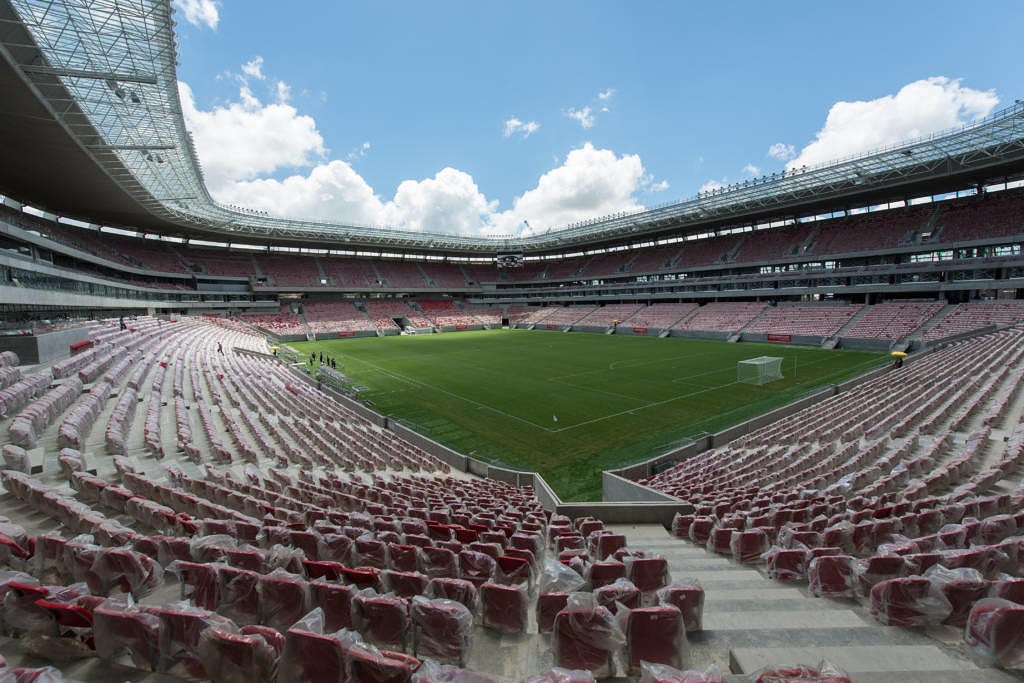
[1,0,1024,256]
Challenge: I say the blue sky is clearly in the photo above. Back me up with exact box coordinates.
[171,0,1023,237]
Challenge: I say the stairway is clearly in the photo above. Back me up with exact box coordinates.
[910,303,958,340]
[824,304,872,347]
[313,256,329,285]
[608,524,1016,682]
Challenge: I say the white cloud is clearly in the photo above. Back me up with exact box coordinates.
[767,143,796,161]
[275,81,291,103]
[649,180,669,192]
[241,57,264,80]
[598,88,615,101]
[173,0,220,30]
[347,141,371,161]
[503,117,541,139]
[490,143,644,235]
[567,106,595,129]
[700,178,727,194]
[743,164,760,176]
[178,80,325,192]
[183,73,649,235]
[788,77,998,170]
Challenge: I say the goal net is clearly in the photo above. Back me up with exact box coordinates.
[738,356,784,386]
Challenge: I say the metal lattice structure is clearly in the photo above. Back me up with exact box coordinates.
[2,0,1024,255]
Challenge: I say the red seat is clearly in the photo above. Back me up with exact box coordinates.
[552,606,623,679]
[458,550,496,588]
[389,544,420,572]
[587,561,626,589]
[479,583,528,633]
[730,530,769,564]
[411,596,473,666]
[588,532,626,561]
[227,548,267,573]
[421,546,458,580]
[259,572,310,632]
[856,555,907,592]
[279,626,347,682]
[594,580,641,610]
[671,514,695,539]
[808,555,858,599]
[168,560,218,609]
[216,566,260,625]
[964,598,1024,668]
[93,598,160,671]
[688,518,715,545]
[346,644,421,683]
[426,577,479,613]
[354,592,411,650]
[927,566,990,626]
[340,566,383,591]
[384,570,430,599]
[991,577,1024,605]
[310,581,357,632]
[626,606,684,674]
[157,606,233,678]
[656,583,704,632]
[627,557,670,595]
[869,577,951,627]
[537,593,570,634]
[496,555,531,587]
[197,626,277,683]
[303,559,345,582]
[765,548,808,582]
[319,533,354,564]
[706,527,733,556]
[356,537,390,569]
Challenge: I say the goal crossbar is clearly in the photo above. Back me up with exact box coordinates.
[738,356,784,386]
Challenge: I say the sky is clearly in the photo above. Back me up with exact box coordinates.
[170,0,1023,238]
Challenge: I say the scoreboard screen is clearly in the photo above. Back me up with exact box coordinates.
[495,254,525,268]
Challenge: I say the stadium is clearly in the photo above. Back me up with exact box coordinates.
[0,0,1023,681]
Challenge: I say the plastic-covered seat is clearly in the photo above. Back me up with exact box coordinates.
[730,530,769,564]
[625,605,685,674]
[89,547,163,598]
[588,533,626,561]
[356,537,391,570]
[991,577,1024,605]
[390,544,420,573]
[458,550,496,588]
[93,596,160,671]
[552,598,625,679]
[279,622,347,682]
[197,625,277,683]
[688,517,715,545]
[259,571,310,632]
[594,579,641,610]
[964,598,1024,668]
[341,566,383,591]
[765,547,808,582]
[808,555,858,599]
[537,593,570,634]
[157,605,234,678]
[869,577,951,627]
[656,581,704,633]
[319,533,354,565]
[855,555,907,592]
[706,528,733,556]
[168,560,219,610]
[426,578,479,613]
[926,565,990,626]
[421,547,459,580]
[479,583,528,633]
[384,570,430,599]
[310,580,357,632]
[411,596,473,666]
[496,555,531,587]
[354,591,412,650]
[346,643,421,683]
[627,557,670,595]
[587,561,625,589]
[216,566,260,625]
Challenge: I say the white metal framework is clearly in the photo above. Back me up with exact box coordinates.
[2,0,1024,254]
[738,356,784,386]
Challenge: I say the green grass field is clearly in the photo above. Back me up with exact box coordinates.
[293,330,888,500]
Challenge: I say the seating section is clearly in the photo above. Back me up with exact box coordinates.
[302,301,376,334]
[746,304,863,338]
[254,254,321,287]
[536,306,598,327]
[417,300,478,327]
[319,257,380,288]
[179,248,256,278]
[237,303,305,335]
[376,261,429,289]
[844,300,944,340]
[923,301,1024,341]
[676,302,768,332]
[629,303,698,330]
[932,192,1024,244]
[509,306,557,325]
[365,300,432,329]
[812,206,932,256]
[734,225,813,263]
[574,304,644,328]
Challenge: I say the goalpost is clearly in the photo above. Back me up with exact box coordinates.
[738,356,784,386]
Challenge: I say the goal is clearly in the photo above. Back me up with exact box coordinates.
[738,356,784,386]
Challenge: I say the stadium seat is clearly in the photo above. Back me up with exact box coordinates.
[479,583,528,633]
[657,581,704,632]
[354,591,411,650]
[963,598,1024,668]
[625,605,685,674]
[411,596,474,666]
[869,577,951,627]
[808,555,858,599]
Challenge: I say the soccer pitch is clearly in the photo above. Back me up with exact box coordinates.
[293,330,889,500]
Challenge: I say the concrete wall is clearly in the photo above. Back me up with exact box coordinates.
[0,327,91,365]
[387,421,470,470]
[554,502,692,527]
[740,332,825,347]
[602,471,683,502]
[313,330,377,340]
[839,337,893,351]
[668,329,730,341]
